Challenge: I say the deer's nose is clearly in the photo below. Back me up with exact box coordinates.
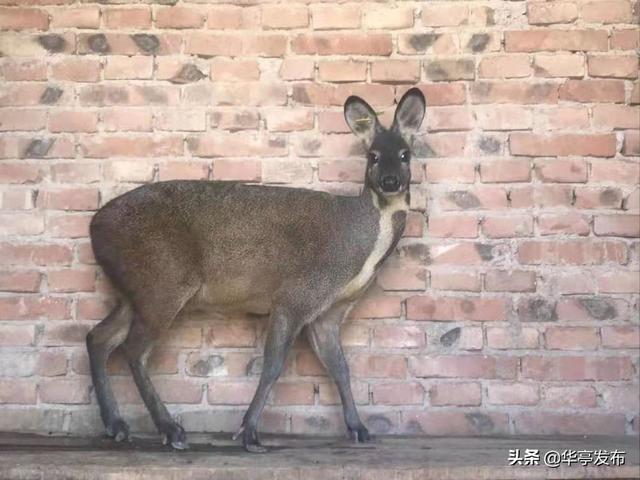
[380,175,400,192]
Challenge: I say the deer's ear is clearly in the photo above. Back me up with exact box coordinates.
[392,88,426,141]
[344,96,381,147]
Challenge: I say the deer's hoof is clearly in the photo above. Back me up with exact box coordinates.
[161,423,189,450]
[242,427,267,453]
[106,418,130,443]
[348,425,372,443]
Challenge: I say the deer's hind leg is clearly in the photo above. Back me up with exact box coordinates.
[86,301,134,441]
[121,280,200,450]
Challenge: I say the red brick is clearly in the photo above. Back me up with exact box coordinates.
[594,215,640,237]
[36,351,67,377]
[156,6,204,29]
[212,160,261,182]
[40,379,90,404]
[189,133,285,158]
[593,105,639,129]
[0,271,40,293]
[158,162,209,182]
[410,355,517,379]
[0,380,36,404]
[349,294,402,319]
[515,412,626,435]
[407,296,507,322]
[104,7,151,29]
[422,3,468,26]
[485,270,536,292]
[528,1,579,24]
[50,7,99,28]
[601,385,640,411]
[206,6,243,29]
[49,111,98,133]
[365,6,414,29]
[479,55,531,78]
[318,60,366,82]
[261,5,308,29]
[430,272,481,292]
[80,135,182,158]
[597,271,640,293]
[428,215,478,238]
[47,269,95,293]
[403,410,509,435]
[372,325,424,349]
[559,79,625,103]
[588,55,638,79]
[518,240,627,265]
[486,327,539,349]
[591,160,639,183]
[271,382,314,405]
[471,81,558,104]
[319,381,368,405]
[487,383,539,405]
[512,134,615,157]
[539,212,590,236]
[0,213,44,235]
[310,4,361,30]
[0,59,46,81]
[544,106,590,129]
[102,109,152,132]
[204,322,256,348]
[279,59,315,80]
[522,356,633,381]
[426,107,474,132]
[349,354,407,379]
[543,386,597,408]
[263,109,313,133]
[601,326,640,348]
[0,8,48,30]
[0,325,35,347]
[371,60,420,83]
[581,0,634,23]
[0,109,46,131]
[611,28,639,49]
[47,213,92,239]
[482,216,533,238]
[210,59,259,81]
[480,160,531,183]
[0,243,72,266]
[623,130,639,156]
[105,56,153,80]
[534,54,585,77]
[377,264,426,291]
[292,33,392,55]
[372,383,424,405]
[429,382,482,406]
[155,379,202,404]
[545,326,599,350]
[425,58,475,81]
[399,33,457,55]
[505,29,608,52]
[475,106,533,131]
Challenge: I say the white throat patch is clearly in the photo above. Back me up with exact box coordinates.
[339,190,408,300]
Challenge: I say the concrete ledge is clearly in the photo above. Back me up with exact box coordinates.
[0,432,638,480]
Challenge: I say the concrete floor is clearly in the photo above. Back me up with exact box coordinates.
[0,432,638,480]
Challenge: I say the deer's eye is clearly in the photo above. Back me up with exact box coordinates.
[399,150,410,163]
[368,152,379,164]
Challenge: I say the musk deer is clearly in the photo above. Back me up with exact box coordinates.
[87,88,426,453]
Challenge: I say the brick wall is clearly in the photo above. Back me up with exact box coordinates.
[0,1,638,438]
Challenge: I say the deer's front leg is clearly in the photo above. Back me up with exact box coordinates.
[306,303,371,443]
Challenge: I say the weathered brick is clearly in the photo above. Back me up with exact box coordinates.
[528,1,579,24]
[430,382,482,406]
[407,296,507,322]
[505,30,608,52]
[410,355,517,379]
[511,134,616,157]
[487,383,539,405]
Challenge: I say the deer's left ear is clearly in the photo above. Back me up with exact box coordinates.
[392,88,426,141]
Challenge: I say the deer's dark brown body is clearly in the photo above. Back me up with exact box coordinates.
[87,89,426,452]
